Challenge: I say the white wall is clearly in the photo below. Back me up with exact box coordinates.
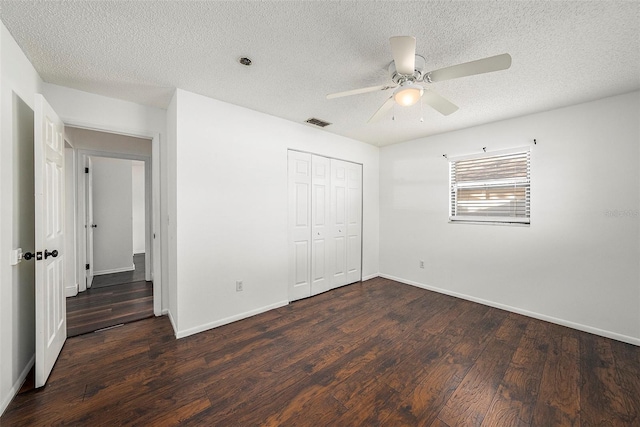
[166,92,178,330]
[170,88,379,337]
[379,91,640,344]
[91,157,134,274]
[132,161,145,254]
[0,20,43,416]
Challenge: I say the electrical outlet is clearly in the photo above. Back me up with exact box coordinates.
[236,280,243,292]
[419,260,425,269]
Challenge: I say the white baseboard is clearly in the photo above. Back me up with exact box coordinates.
[175,300,289,339]
[361,273,379,281]
[380,273,640,347]
[166,309,178,337]
[65,283,78,297]
[0,354,34,417]
[93,265,135,276]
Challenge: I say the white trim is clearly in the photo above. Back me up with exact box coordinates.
[361,273,379,281]
[447,146,531,162]
[449,217,530,225]
[175,300,289,339]
[448,220,530,227]
[65,283,78,297]
[380,273,640,347]
[93,265,134,276]
[287,148,364,166]
[0,355,34,416]
[166,309,177,337]
[150,135,161,315]
[60,119,157,140]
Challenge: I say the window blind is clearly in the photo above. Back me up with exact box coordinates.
[450,149,530,224]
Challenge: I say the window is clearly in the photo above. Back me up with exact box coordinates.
[449,148,530,224]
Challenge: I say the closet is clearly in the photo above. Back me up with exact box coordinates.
[288,150,362,301]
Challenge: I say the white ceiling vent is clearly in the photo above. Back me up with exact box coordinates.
[305,118,332,128]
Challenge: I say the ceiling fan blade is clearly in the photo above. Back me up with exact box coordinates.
[422,90,459,116]
[390,36,416,75]
[426,53,512,83]
[326,84,395,100]
[368,96,396,123]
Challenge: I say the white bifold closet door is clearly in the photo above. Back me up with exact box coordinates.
[288,150,362,302]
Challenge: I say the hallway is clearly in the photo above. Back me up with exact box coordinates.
[66,254,153,337]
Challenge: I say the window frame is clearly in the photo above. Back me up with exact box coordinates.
[448,147,531,225]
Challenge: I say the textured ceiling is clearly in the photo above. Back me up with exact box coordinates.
[1,1,638,146]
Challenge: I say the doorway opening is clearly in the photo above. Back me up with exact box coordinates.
[15,98,164,393]
[64,127,157,337]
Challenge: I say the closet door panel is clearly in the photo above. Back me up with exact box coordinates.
[288,151,312,301]
[289,151,362,300]
[346,163,362,284]
[311,155,331,295]
[330,159,348,288]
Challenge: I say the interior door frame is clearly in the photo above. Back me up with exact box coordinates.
[84,155,94,289]
[65,120,162,317]
[77,150,153,287]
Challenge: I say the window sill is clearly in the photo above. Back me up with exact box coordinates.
[448,220,530,227]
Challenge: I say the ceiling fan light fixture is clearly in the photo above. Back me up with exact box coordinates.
[393,83,424,106]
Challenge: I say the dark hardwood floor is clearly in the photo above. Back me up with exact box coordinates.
[66,254,153,337]
[3,278,639,426]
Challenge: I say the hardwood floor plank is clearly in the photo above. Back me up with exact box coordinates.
[66,257,153,337]
[437,339,515,426]
[66,281,154,336]
[580,333,637,426]
[434,307,513,425]
[481,319,548,427]
[3,278,639,426]
[530,325,581,426]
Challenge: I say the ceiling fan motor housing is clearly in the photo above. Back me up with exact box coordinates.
[389,55,427,83]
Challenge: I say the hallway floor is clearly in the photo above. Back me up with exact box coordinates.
[66,254,153,337]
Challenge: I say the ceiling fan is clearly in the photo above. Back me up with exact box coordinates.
[326,36,512,123]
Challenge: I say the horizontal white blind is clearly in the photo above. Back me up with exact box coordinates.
[450,150,530,223]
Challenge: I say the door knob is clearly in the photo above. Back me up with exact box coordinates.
[45,249,58,259]
[91,224,97,228]
[25,251,43,260]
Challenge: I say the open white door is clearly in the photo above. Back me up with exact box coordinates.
[85,156,94,288]
[34,94,66,388]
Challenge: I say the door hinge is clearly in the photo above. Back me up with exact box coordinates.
[85,263,90,270]
[85,167,89,173]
